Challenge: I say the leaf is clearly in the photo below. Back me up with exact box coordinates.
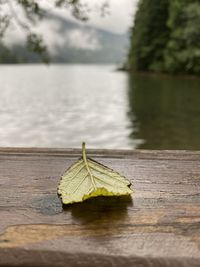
[58,142,133,205]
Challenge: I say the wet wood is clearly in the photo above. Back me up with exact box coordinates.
[0,148,200,267]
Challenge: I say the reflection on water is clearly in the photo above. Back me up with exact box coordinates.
[128,73,200,149]
[0,64,199,149]
[0,64,138,149]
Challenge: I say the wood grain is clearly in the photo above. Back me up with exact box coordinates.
[0,148,200,266]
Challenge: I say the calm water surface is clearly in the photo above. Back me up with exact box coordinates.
[128,74,200,149]
[0,64,199,149]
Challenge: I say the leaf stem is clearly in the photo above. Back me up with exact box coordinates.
[82,142,97,190]
[82,142,87,162]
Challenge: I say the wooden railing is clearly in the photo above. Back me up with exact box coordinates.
[0,148,200,266]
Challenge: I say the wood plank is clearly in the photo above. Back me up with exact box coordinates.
[0,148,200,267]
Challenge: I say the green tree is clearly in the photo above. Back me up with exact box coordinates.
[164,0,200,74]
[128,0,169,72]
[128,0,200,75]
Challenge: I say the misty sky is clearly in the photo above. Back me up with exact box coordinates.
[76,0,139,34]
[47,0,139,34]
[5,0,139,51]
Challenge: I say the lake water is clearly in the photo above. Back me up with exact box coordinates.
[0,64,199,150]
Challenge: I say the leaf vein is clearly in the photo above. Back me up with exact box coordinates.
[71,171,89,194]
[61,162,85,183]
[89,164,129,185]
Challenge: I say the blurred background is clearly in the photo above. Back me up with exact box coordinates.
[0,0,199,149]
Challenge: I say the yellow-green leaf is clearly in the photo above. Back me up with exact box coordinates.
[58,142,133,205]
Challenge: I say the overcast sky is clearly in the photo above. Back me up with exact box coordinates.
[78,0,139,34]
[48,0,139,34]
[5,0,139,49]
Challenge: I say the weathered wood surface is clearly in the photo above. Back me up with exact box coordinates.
[0,148,200,267]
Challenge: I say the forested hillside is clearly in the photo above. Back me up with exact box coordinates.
[128,0,200,75]
[0,15,128,64]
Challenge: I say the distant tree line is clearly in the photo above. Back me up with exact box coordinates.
[128,0,200,75]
